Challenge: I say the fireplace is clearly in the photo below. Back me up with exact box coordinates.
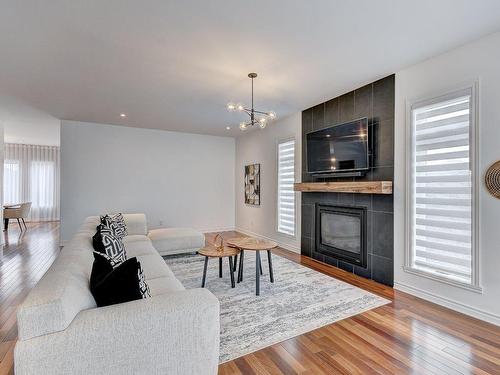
[315,204,367,268]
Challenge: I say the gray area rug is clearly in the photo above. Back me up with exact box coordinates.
[164,253,389,363]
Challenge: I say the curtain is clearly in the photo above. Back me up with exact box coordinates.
[4,143,60,221]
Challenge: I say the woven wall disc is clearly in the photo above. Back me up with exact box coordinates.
[485,161,500,199]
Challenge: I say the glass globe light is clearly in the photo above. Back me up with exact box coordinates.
[227,102,236,112]
[259,122,267,129]
[237,103,245,111]
[239,122,248,131]
[268,111,276,119]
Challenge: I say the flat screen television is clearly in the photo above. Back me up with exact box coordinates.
[306,118,369,174]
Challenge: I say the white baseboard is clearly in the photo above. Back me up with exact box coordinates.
[394,281,500,326]
[200,227,236,234]
[234,227,301,253]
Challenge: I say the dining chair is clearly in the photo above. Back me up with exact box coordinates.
[4,202,32,231]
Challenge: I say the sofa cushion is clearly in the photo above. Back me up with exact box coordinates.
[147,276,185,296]
[123,235,150,243]
[136,254,175,280]
[124,237,157,257]
[123,213,148,236]
[148,228,205,255]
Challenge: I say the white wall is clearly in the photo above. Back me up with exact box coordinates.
[394,31,500,325]
[61,121,235,242]
[0,93,60,146]
[235,113,302,252]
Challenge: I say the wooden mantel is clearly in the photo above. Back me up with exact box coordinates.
[294,181,392,194]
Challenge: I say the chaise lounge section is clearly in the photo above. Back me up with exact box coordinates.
[14,214,219,375]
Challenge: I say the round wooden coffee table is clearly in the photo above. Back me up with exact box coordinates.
[226,237,278,296]
[198,245,240,288]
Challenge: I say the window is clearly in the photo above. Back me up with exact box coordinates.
[407,86,478,288]
[4,160,21,204]
[277,139,296,236]
[4,143,60,221]
[30,161,56,208]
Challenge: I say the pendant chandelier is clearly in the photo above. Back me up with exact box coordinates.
[227,73,276,131]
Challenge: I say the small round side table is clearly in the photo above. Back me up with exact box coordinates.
[226,237,278,296]
[198,245,240,288]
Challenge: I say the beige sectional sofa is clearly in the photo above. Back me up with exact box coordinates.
[14,214,220,375]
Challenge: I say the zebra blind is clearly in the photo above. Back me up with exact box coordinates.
[278,140,296,236]
[410,89,473,284]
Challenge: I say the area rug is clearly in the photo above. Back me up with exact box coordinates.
[164,253,389,363]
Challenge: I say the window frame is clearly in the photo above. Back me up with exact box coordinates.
[404,81,481,292]
[276,137,297,238]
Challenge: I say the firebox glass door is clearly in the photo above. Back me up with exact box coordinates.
[320,212,361,254]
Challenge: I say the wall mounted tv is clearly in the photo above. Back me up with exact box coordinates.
[306,118,369,174]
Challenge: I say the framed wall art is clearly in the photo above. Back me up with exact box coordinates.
[244,163,260,205]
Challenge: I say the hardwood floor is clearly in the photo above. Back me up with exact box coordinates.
[1,224,499,374]
[210,232,500,375]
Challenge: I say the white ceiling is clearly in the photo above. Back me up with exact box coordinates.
[1,0,500,138]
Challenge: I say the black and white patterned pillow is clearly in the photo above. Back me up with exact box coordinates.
[92,225,127,267]
[100,213,127,239]
[137,262,151,299]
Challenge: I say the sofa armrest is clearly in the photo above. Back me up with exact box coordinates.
[15,289,220,375]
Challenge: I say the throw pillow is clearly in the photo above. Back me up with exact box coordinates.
[92,224,127,267]
[138,262,151,299]
[90,251,113,287]
[100,213,127,239]
[90,253,151,307]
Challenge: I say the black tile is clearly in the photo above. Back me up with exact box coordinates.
[325,98,339,126]
[338,261,354,273]
[339,92,355,123]
[372,119,394,168]
[323,254,338,267]
[325,177,357,184]
[354,254,372,279]
[302,138,313,181]
[312,103,325,131]
[372,255,394,286]
[323,192,338,204]
[367,166,393,181]
[301,204,314,238]
[354,194,372,210]
[303,192,338,205]
[354,83,373,120]
[301,236,313,257]
[373,75,395,123]
[312,251,324,263]
[302,193,317,205]
[338,193,354,205]
[372,194,393,213]
[302,108,313,133]
[365,210,373,254]
[302,172,312,183]
[324,176,356,183]
[372,212,393,259]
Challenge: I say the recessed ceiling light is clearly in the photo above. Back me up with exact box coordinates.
[226,126,231,130]
[120,113,126,118]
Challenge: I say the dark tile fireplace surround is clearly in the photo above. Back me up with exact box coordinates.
[300,75,394,286]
